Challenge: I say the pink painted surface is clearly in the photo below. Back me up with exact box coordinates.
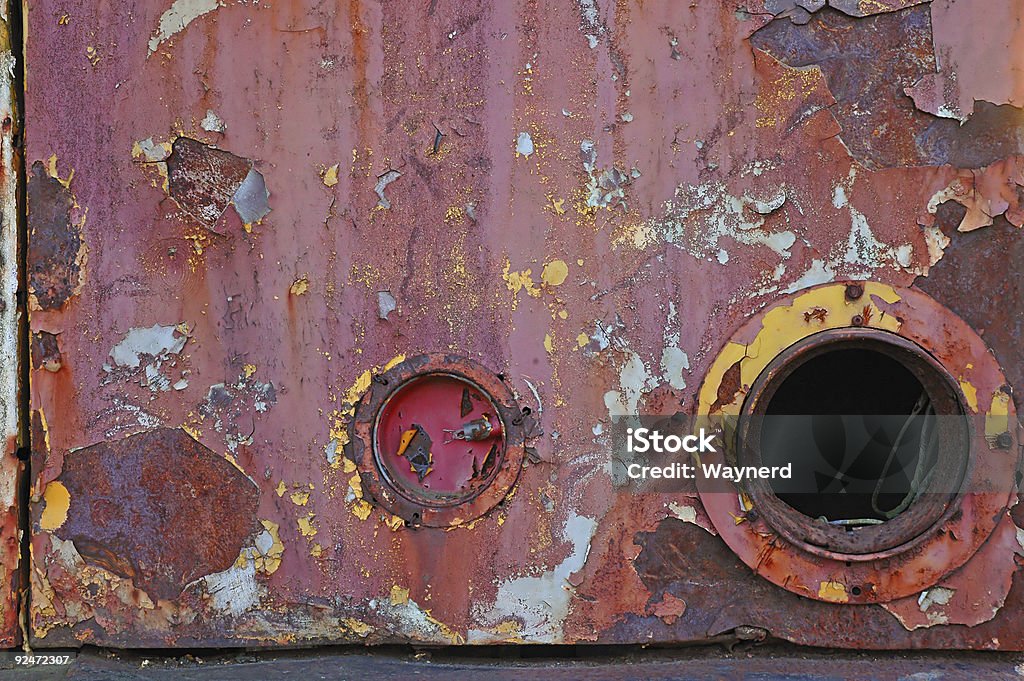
[19,0,1024,650]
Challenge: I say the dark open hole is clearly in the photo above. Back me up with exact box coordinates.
[760,348,940,523]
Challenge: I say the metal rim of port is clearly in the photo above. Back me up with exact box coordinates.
[347,354,526,528]
[736,328,970,558]
[694,282,1018,604]
[371,372,507,508]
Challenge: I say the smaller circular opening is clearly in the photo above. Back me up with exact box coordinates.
[739,330,970,556]
[373,373,507,508]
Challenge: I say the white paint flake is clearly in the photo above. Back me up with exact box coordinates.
[515,132,535,158]
[148,0,221,56]
[470,514,597,643]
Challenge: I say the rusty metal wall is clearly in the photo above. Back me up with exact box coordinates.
[20,0,1024,649]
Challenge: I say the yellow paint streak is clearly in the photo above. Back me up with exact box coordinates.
[484,619,524,642]
[425,612,466,645]
[699,283,903,417]
[818,580,849,603]
[242,363,257,379]
[344,370,373,406]
[297,513,317,537]
[541,259,569,286]
[383,355,406,372]
[40,481,70,531]
[290,490,310,506]
[343,618,374,637]
[322,163,339,187]
[543,334,553,354]
[275,481,286,497]
[255,520,284,574]
[959,380,979,413]
[397,428,417,457]
[352,499,373,521]
[310,543,323,558]
[986,391,1011,440]
[576,332,589,348]
[390,585,410,606]
[289,276,310,296]
[502,259,542,309]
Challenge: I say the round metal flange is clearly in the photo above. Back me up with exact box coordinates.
[737,328,970,558]
[347,354,526,527]
[695,282,1018,604]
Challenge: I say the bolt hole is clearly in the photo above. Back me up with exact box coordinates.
[851,586,862,596]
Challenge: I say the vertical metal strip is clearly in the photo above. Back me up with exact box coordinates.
[0,0,22,649]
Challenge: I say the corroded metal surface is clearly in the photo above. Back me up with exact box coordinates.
[21,0,1024,651]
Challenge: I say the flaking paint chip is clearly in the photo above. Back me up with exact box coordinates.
[201,109,227,133]
[322,163,339,187]
[515,132,534,158]
[541,260,569,286]
[377,291,397,320]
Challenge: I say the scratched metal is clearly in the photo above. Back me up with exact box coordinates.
[22,0,1024,650]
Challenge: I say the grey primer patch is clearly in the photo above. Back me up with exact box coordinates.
[375,170,402,209]
[108,324,186,369]
[233,169,271,225]
[201,109,227,133]
[377,291,397,320]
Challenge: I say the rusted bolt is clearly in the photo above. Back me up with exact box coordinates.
[845,283,863,301]
[996,432,1013,449]
[851,314,864,326]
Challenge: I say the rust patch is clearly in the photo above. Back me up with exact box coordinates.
[750,7,1024,169]
[924,155,1024,232]
[165,137,269,229]
[27,161,86,310]
[31,331,62,372]
[803,307,827,324]
[915,205,1024,414]
[710,359,744,414]
[50,428,260,601]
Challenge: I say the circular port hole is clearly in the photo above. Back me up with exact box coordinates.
[373,374,507,508]
[738,330,970,557]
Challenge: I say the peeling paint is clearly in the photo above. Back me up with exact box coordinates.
[374,170,401,209]
[148,0,221,55]
[471,514,597,643]
[620,180,796,262]
[28,160,88,310]
[48,428,260,601]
